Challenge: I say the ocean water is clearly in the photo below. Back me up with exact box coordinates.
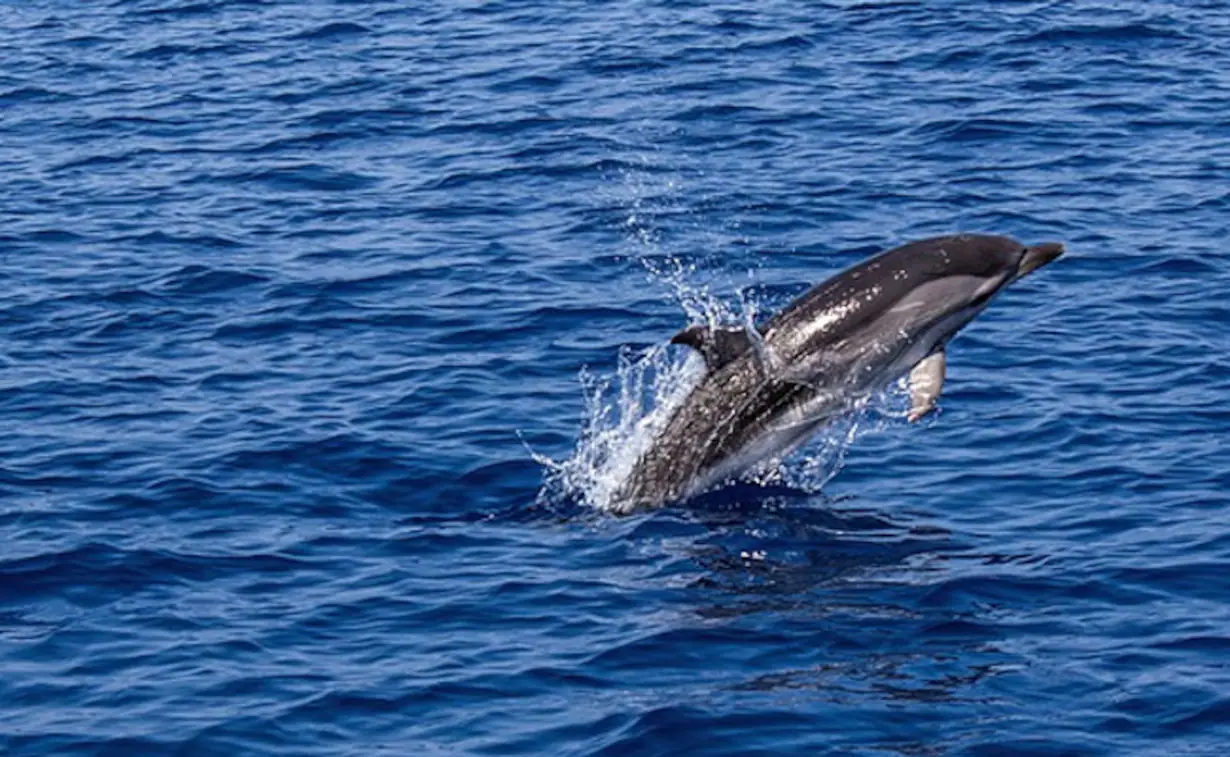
[3,1,1230,754]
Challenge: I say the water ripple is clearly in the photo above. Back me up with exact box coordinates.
[2,0,1229,755]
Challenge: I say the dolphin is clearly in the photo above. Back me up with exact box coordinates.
[611,233,1064,513]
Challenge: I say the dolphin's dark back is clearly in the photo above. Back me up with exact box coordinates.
[764,235,1026,359]
[614,353,812,508]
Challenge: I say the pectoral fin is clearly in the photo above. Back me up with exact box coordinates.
[907,349,946,423]
[671,325,753,372]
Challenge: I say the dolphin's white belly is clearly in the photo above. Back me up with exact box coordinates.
[687,418,824,498]
[853,304,984,394]
[684,389,842,498]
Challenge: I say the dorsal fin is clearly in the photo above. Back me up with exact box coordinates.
[670,325,754,372]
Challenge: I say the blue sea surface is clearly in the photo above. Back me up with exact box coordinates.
[3,1,1230,755]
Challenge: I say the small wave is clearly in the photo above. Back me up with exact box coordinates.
[289,22,372,41]
[125,42,245,60]
[230,163,381,192]
[911,117,1032,144]
[134,2,219,18]
[0,86,68,105]
[125,230,246,250]
[1130,257,1220,276]
[20,229,85,244]
[157,264,269,296]
[0,541,311,604]
[732,34,814,53]
[216,164,378,194]
[52,153,134,172]
[1016,23,1189,46]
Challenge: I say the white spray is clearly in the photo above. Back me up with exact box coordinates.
[533,167,908,512]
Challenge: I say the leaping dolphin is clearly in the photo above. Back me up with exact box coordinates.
[611,233,1064,513]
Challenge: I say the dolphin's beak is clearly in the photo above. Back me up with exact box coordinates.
[1017,241,1064,279]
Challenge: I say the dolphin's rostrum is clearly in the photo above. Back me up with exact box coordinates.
[612,233,1064,513]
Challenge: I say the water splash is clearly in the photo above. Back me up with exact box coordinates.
[534,343,705,511]
[535,169,909,512]
[535,341,910,513]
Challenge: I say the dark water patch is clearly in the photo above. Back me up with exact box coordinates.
[289,22,372,41]
[911,117,1036,143]
[247,130,357,154]
[489,73,566,94]
[125,42,248,60]
[426,114,566,139]
[123,230,247,250]
[99,287,167,305]
[229,164,381,192]
[15,228,87,244]
[83,308,207,342]
[732,33,815,53]
[156,265,269,295]
[1016,23,1191,47]
[197,368,294,390]
[51,153,137,173]
[131,1,224,18]
[1130,256,1220,276]
[0,86,70,105]
[0,542,316,605]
